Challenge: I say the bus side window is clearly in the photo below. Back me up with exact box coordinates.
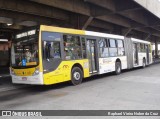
[43,41,61,60]
[98,38,109,58]
[63,35,82,60]
[81,37,87,58]
[42,32,61,61]
[117,40,125,56]
[140,43,145,52]
[108,39,118,57]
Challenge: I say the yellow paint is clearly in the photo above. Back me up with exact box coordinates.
[43,59,90,85]
[39,25,87,85]
[12,25,90,85]
[40,25,85,35]
[18,62,37,66]
[13,67,36,76]
[38,30,43,72]
[26,62,37,66]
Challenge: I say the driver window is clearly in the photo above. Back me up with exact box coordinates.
[42,32,61,61]
[43,41,61,60]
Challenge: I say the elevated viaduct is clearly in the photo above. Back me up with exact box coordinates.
[0,0,160,66]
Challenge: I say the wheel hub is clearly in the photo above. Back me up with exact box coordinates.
[74,72,80,81]
[143,62,146,67]
[117,66,120,73]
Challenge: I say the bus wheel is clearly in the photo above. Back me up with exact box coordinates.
[115,62,121,75]
[71,67,83,85]
[142,59,146,68]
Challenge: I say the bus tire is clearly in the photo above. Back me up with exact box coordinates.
[142,58,146,68]
[115,62,121,75]
[71,67,83,85]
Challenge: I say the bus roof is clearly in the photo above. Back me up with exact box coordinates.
[40,25,150,43]
[40,25,124,39]
[40,25,85,35]
[131,38,151,44]
[85,31,124,39]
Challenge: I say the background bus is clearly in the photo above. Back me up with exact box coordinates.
[10,25,152,85]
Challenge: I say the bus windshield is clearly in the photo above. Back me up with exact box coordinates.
[11,30,39,68]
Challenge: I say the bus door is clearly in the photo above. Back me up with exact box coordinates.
[133,43,138,65]
[146,45,149,64]
[86,39,98,74]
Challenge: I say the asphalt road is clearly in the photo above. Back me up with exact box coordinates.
[0,64,160,119]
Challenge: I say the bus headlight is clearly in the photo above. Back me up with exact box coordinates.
[32,68,39,76]
[10,68,16,75]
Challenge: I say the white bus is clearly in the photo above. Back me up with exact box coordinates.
[86,31,152,75]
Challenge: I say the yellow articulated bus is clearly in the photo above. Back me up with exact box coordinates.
[10,25,152,85]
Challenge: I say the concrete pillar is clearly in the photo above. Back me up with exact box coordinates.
[155,40,159,58]
[8,41,11,67]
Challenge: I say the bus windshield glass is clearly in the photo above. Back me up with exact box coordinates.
[11,29,39,68]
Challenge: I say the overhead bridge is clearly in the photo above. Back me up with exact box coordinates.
[0,0,160,66]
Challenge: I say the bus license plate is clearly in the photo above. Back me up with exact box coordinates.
[22,77,27,81]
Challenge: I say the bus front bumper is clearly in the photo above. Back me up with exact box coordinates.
[11,72,44,85]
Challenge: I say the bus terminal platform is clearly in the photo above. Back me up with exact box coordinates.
[0,58,160,93]
[0,67,28,92]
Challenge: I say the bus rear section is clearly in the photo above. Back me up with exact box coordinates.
[84,31,128,75]
[124,37,152,69]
